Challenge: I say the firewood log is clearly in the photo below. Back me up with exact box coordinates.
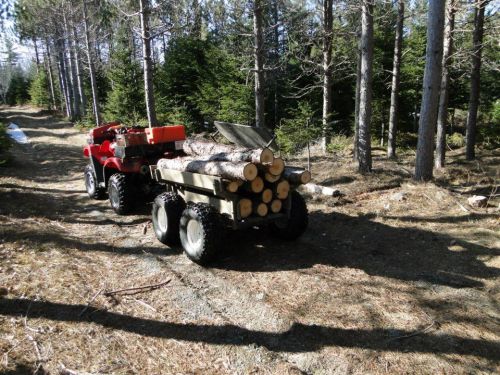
[253,202,268,217]
[283,167,312,185]
[264,172,281,183]
[275,180,290,199]
[157,157,258,181]
[261,188,273,203]
[238,198,252,219]
[268,157,285,176]
[270,199,282,213]
[243,176,264,193]
[182,139,274,165]
[224,180,241,193]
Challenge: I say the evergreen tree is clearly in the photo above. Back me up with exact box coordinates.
[29,69,51,109]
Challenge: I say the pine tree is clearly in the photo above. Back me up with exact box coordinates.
[29,69,51,109]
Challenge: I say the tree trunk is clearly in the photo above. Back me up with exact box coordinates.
[44,38,57,110]
[283,167,312,185]
[414,0,446,181]
[435,0,456,169]
[357,0,374,173]
[321,0,334,152]
[63,15,81,119]
[56,36,72,118]
[82,0,102,126]
[33,37,40,73]
[353,37,361,161]
[157,158,258,181]
[72,25,87,116]
[139,0,158,127]
[182,139,274,165]
[387,0,404,159]
[465,0,488,160]
[253,0,265,128]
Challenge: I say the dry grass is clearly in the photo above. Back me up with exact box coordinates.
[0,106,499,374]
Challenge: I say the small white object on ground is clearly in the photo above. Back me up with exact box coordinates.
[300,183,340,197]
[6,123,29,144]
[467,195,488,208]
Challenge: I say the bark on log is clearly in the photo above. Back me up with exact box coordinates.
[270,199,282,213]
[262,188,273,203]
[182,139,273,165]
[157,157,258,181]
[300,183,340,196]
[253,202,268,217]
[239,198,252,219]
[283,167,312,185]
[268,157,285,176]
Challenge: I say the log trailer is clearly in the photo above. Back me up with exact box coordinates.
[150,122,310,265]
[83,122,186,214]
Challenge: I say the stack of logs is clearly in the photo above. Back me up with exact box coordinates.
[157,139,311,219]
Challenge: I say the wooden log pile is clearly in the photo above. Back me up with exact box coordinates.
[157,139,311,219]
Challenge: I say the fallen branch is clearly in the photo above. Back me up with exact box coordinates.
[79,287,105,317]
[104,279,172,297]
[389,321,436,341]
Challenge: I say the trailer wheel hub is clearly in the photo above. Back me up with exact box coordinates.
[157,206,168,231]
[186,219,203,252]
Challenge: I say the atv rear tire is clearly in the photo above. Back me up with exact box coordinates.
[152,192,186,245]
[179,203,223,266]
[270,191,308,240]
[108,173,133,215]
[85,165,106,200]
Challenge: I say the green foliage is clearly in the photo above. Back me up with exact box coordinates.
[276,102,320,154]
[104,25,145,124]
[29,69,51,109]
[6,70,30,105]
[0,122,11,165]
[448,132,465,148]
[327,134,352,154]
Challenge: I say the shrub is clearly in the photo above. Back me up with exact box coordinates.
[327,134,352,153]
[29,70,51,109]
[448,132,465,148]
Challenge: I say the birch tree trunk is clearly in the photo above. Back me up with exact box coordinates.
[63,15,81,119]
[33,37,40,73]
[253,0,265,128]
[465,0,488,160]
[139,0,158,127]
[82,0,102,126]
[435,0,456,169]
[414,0,446,181]
[387,0,404,159]
[353,37,361,161]
[357,0,374,173]
[72,25,87,116]
[44,38,57,110]
[321,0,334,152]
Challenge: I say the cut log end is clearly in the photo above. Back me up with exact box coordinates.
[239,198,252,219]
[254,202,268,217]
[269,157,285,176]
[250,176,264,193]
[276,180,290,200]
[260,148,274,165]
[283,167,311,185]
[225,180,240,193]
[243,163,258,181]
[262,188,273,203]
[270,199,282,213]
[265,172,281,183]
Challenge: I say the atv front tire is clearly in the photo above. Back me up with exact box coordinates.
[84,165,106,200]
[152,192,186,245]
[270,191,308,240]
[108,173,133,215]
[179,203,223,266]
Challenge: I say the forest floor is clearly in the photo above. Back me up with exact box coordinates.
[0,106,498,375]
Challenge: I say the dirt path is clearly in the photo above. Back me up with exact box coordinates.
[0,107,499,374]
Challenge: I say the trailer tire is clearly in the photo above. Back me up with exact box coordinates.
[108,173,133,215]
[85,165,106,200]
[179,203,223,266]
[152,192,185,245]
[270,191,308,240]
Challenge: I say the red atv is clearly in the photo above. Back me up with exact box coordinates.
[83,122,186,214]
